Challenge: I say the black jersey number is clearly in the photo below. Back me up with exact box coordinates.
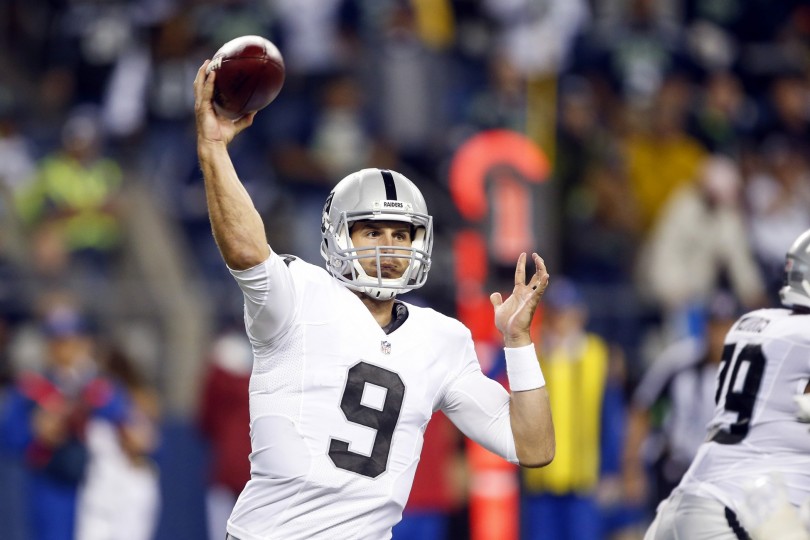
[711,343,766,444]
[328,362,405,478]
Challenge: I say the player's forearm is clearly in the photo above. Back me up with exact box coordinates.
[502,343,554,466]
[198,139,269,270]
[621,407,650,502]
[509,387,555,468]
[622,408,649,470]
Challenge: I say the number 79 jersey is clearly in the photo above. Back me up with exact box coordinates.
[224,253,517,540]
[677,308,810,509]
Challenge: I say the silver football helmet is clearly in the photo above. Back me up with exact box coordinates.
[779,229,810,310]
[320,168,433,300]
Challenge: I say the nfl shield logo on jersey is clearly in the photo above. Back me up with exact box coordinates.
[381,341,392,355]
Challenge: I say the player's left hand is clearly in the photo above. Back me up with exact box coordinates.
[490,252,549,347]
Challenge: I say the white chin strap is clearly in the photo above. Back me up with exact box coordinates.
[359,285,400,301]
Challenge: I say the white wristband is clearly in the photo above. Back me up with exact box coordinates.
[505,343,545,392]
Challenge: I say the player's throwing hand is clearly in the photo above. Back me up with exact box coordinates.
[193,61,256,147]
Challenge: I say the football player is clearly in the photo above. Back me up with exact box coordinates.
[644,228,810,540]
[193,61,555,540]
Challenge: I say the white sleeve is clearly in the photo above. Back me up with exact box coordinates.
[228,251,297,343]
[441,343,518,464]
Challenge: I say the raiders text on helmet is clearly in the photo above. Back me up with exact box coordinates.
[320,168,433,300]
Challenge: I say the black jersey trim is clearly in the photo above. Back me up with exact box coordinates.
[381,301,409,335]
[280,254,297,267]
[724,507,751,540]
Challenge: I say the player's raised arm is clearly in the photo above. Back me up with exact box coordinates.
[490,252,555,467]
[194,61,269,270]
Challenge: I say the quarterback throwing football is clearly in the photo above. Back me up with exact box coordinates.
[193,61,555,540]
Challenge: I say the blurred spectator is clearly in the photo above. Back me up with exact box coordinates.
[482,0,589,77]
[0,317,14,390]
[622,291,741,524]
[686,70,757,154]
[260,0,363,209]
[75,345,161,540]
[47,0,141,105]
[636,154,766,340]
[393,412,467,540]
[198,329,252,540]
[598,352,643,540]
[0,308,26,540]
[557,73,638,281]
[755,71,810,148]
[0,109,36,194]
[745,137,810,304]
[370,1,452,170]
[681,13,738,74]
[137,12,201,193]
[0,108,37,267]
[271,0,360,80]
[308,74,382,180]
[585,0,689,103]
[623,74,707,232]
[14,105,125,281]
[520,277,624,540]
[480,0,589,183]
[464,51,527,134]
[554,75,614,204]
[562,157,640,281]
[26,220,76,297]
[0,303,130,540]
[0,232,29,335]
[561,154,645,379]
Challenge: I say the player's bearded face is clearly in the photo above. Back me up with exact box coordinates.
[349,221,413,279]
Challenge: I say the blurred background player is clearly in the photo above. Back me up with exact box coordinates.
[0,301,131,540]
[198,327,252,540]
[635,154,766,342]
[519,277,626,540]
[75,344,162,540]
[623,290,741,522]
[644,228,810,539]
[13,106,125,286]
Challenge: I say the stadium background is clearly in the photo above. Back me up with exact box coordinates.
[1,0,809,538]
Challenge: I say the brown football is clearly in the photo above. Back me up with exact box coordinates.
[207,35,285,120]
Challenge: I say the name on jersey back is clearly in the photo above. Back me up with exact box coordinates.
[734,316,770,334]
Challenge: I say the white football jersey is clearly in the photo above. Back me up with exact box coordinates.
[675,308,810,511]
[225,253,518,540]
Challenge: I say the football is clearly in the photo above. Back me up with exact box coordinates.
[206,35,285,120]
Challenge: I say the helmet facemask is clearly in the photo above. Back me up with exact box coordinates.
[320,169,434,300]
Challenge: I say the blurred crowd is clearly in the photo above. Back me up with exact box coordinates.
[1,0,809,539]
